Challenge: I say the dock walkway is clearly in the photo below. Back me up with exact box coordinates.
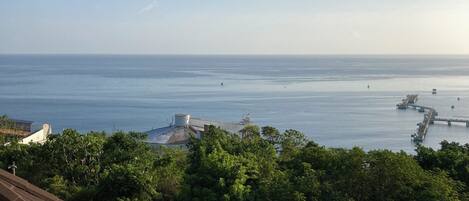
[397,94,469,144]
[396,94,418,109]
[434,118,469,127]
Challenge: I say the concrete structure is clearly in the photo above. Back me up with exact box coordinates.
[397,94,469,144]
[174,114,191,127]
[396,94,418,109]
[19,123,52,144]
[145,114,250,145]
[0,119,52,144]
[433,118,469,127]
[0,168,62,201]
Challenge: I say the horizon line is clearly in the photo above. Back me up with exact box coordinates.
[1,53,469,57]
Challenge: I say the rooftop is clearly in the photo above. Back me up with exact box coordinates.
[0,169,62,201]
[145,114,249,145]
[0,118,46,137]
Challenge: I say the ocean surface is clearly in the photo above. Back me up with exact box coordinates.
[1,54,469,152]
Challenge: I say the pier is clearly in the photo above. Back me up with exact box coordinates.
[396,94,469,144]
[396,94,418,109]
[433,118,469,127]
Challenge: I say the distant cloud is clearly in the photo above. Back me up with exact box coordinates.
[139,0,157,14]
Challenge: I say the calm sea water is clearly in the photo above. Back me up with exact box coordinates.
[1,55,469,152]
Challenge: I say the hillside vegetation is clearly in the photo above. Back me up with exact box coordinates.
[1,125,469,201]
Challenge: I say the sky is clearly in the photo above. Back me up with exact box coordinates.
[1,0,469,54]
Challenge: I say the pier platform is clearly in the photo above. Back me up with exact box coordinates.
[397,94,469,144]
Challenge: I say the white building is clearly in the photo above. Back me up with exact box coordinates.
[19,123,52,144]
[0,119,52,144]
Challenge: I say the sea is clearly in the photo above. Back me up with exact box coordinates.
[1,54,469,152]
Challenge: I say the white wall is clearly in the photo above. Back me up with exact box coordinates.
[20,123,51,144]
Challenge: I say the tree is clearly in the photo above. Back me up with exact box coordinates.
[41,129,106,186]
[182,126,278,201]
[95,131,163,201]
[280,129,308,160]
[0,115,16,129]
[240,125,260,140]
[95,164,160,201]
[154,147,187,200]
[416,141,469,200]
[0,129,176,201]
[43,175,77,200]
[1,123,466,201]
[261,126,282,152]
[101,132,153,167]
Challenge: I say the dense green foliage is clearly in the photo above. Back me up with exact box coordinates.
[1,125,469,201]
[416,141,469,200]
[0,129,186,201]
[0,115,16,129]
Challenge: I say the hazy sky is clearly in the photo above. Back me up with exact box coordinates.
[1,0,468,54]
